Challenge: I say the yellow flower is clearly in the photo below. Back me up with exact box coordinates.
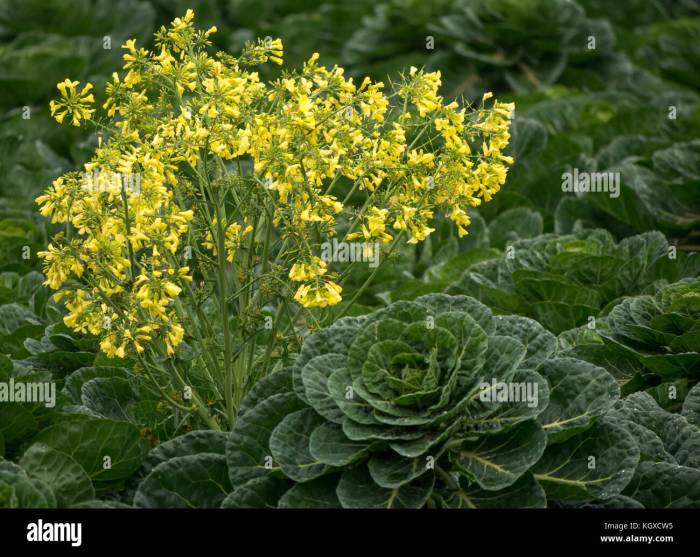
[400,67,442,117]
[35,175,83,223]
[294,280,342,308]
[265,38,284,65]
[38,243,85,289]
[101,332,128,359]
[203,219,253,263]
[170,8,194,32]
[166,320,185,355]
[49,79,95,126]
[241,37,284,66]
[133,268,190,319]
[121,39,149,87]
[289,256,327,282]
[449,206,471,238]
[60,289,104,336]
[348,207,393,244]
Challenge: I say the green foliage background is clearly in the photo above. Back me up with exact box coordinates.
[0,0,699,508]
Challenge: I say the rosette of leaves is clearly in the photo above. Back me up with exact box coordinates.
[447,229,699,333]
[0,415,149,508]
[500,87,700,246]
[600,278,700,385]
[561,389,700,508]
[558,279,700,411]
[557,139,700,244]
[0,271,105,459]
[342,0,613,97]
[223,294,638,509]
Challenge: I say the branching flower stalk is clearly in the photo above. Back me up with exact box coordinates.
[36,10,515,430]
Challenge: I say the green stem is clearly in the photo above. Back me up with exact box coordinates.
[336,230,405,318]
[214,199,235,429]
[165,359,221,431]
[120,188,137,279]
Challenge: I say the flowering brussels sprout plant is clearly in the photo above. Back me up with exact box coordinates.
[35,11,514,429]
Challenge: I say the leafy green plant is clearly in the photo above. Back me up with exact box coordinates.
[0,416,150,507]
[213,294,638,508]
[448,229,699,333]
[496,86,700,245]
[340,0,614,98]
[36,11,516,433]
[2,0,700,511]
[561,278,700,410]
[596,390,700,508]
[555,138,700,244]
[131,429,230,507]
[0,290,170,507]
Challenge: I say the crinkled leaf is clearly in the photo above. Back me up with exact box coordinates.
[269,408,331,483]
[439,473,546,509]
[368,450,434,489]
[142,430,228,477]
[226,392,306,488]
[278,474,341,508]
[336,464,434,509]
[469,369,550,431]
[0,468,56,508]
[134,454,231,508]
[624,461,700,508]
[62,366,130,404]
[221,476,291,509]
[451,420,546,490]
[309,422,370,466]
[80,377,137,421]
[479,335,527,385]
[537,357,619,442]
[33,418,148,481]
[19,443,94,506]
[238,367,294,417]
[0,404,38,443]
[300,354,347,423]
[533,418,639,501]
[415,294,495,334]
[493,315,557,368]
[682,382,700,428]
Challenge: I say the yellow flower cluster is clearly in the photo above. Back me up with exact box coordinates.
[203,219,253,263]
[36,156,193,358]
[347,208,392,244]
[49,79,95,126]
[38,10,514,360]
[287,257,342,308]
[400,66,443,117]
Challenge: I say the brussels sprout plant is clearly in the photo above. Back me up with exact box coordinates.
[221,294,638,508]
